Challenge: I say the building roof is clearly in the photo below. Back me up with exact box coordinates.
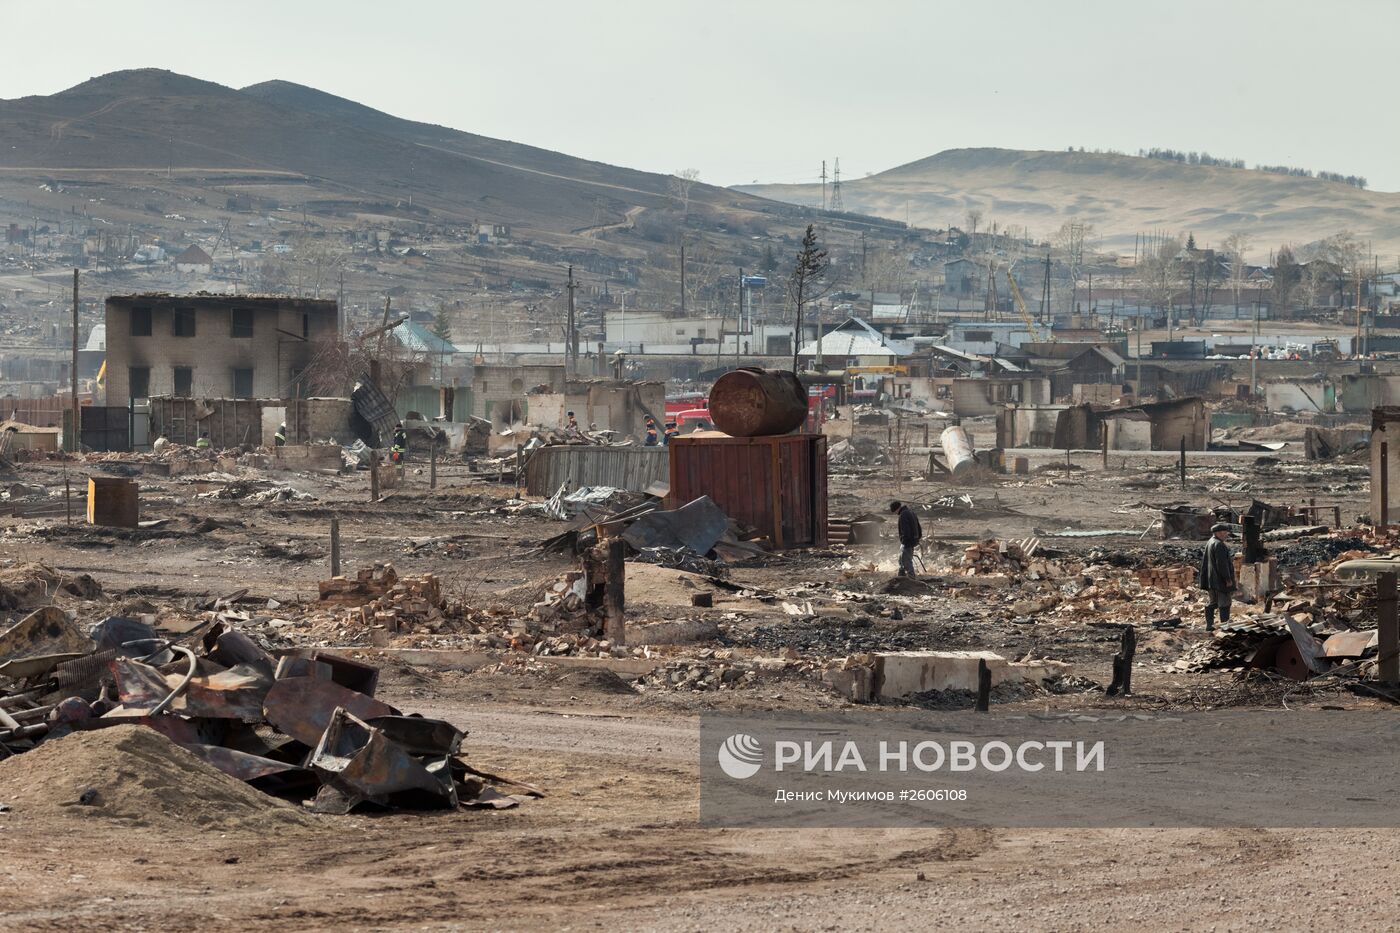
[797,316,914,358]
[173,245,212,265]
[871,302,909,320]
[394,320,459,355]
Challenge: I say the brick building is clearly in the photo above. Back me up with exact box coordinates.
[104,295,339,406]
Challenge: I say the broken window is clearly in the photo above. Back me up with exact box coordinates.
[173,366,193,396]
[128,366,150,398]
[173,308,196,338]
[232,368,254,398]
[302,313,310,340]
[231,308,254,338]
[963,329,993,343]
[130,307,152,337]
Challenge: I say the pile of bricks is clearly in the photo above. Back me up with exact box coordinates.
[319,563,445,635]
[1134,566,1195,590]
[960,537,1040,574]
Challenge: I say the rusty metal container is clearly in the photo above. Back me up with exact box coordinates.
[87,476,139,528]
[708,368,808,437]
[668,433,827,548]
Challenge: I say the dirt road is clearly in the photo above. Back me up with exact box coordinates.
[3,693,1395,931]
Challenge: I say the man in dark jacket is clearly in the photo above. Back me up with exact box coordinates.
[890,500,923,578]
[1198,522,1236,631]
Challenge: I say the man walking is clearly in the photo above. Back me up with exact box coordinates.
[1198,522,1236,631]
[890,500,922,578]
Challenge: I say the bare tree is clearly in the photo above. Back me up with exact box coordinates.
[1136,235,1183,326]
[1221,231,1252,315]
[789,224,830,373]
[1272,245,1301,316]
[300,334,426,404]
[964,208,984,248]
[1320,230,1367,311]
[669,168,700,213]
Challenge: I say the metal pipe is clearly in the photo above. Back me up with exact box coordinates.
[149,645,198,716]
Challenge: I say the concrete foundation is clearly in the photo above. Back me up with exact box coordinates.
[271,444,344,473]
[871,650,1071,700]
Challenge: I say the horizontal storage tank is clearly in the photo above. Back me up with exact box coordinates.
[708,368,808,437]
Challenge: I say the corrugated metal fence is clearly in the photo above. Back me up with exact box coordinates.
[525,445,669,495]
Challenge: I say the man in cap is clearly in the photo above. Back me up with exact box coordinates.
[890,500,922,578]
[1198,522,1236,631]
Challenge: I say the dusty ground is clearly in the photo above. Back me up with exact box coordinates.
[0,429,1390,931]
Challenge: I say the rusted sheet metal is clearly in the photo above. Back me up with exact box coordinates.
[524,445,669,496]
[186,744,315,786]
[668,434,828,548]
[365,716,466,756]
[111,659,273,720]
[278,649,380,697]
[205,629,276,673]
[75,714,211,747]
[177,665,275,721]
[111,657,173,708]
[0,607,95,665]
[310,707,455,812]
[1323,630,1378,658]
[621,496,729,555]
[708,368,808,437]
[263,676,399,746]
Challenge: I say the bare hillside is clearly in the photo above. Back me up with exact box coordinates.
[0,69,785,237]
[740,148,1400,259]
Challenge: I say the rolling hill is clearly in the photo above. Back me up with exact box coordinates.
[740,148,1400,261]
[0,68,777,236]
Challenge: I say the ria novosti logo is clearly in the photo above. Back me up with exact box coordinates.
[717,733,763,779]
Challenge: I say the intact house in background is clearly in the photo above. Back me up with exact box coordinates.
[172,245,213,274]
[104,294,340,407]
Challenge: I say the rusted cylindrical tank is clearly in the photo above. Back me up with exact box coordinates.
[708,368,808,437]
[941,425,977,480]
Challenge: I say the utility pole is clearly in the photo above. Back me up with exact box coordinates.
[860,232,868,284]
[830,158,843,212]
[70,269,79,454]
[679,243,686,313]
[736,268,744,366]
[820,160,828,211]
[1251,301,1260,396]
[1039,253,1052,326]
[565,265,578,377]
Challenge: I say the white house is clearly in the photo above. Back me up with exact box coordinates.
[172,244,213,274]
[797,316,914,367]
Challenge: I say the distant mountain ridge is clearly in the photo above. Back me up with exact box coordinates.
[740,147,1400,260]
[0,68,762,233]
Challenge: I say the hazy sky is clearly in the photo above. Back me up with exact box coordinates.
[4,0,1398,189]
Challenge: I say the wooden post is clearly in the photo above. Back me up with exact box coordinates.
[1379,571,1398,685]
[1107,625,1137,696]
[370,454,380,502]
[1065,447,1071,478]
[429,440,437,490]
[1384,442,1391,527]
[1101,426,1108,469]
[1334,505,1342,528]
[330,517,341,578]
[65,478,72,526]
[975,659,991,712]
[604,538,626,646]
[71,269,80,454]
[1179,435,1186,489]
